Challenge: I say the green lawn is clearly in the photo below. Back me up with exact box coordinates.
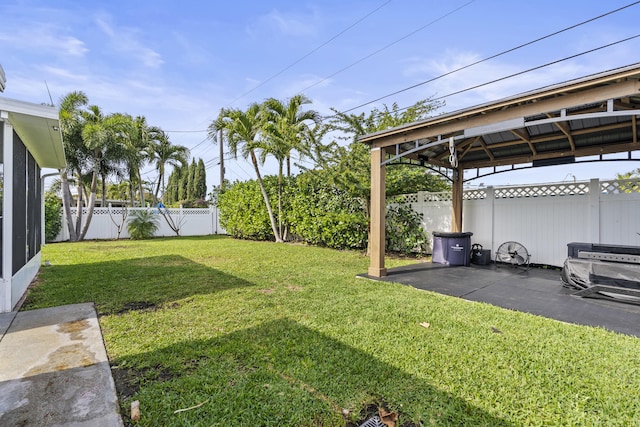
[25,236,640,426]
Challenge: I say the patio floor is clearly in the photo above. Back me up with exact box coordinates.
[360,262,640,337]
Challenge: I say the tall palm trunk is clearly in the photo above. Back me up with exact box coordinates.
[277,160,283,239]
[60,170,79,242]
[78,167,99,241]
[250,150,282,242]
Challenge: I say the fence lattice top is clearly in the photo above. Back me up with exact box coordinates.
[69,207,213,215]
[494,182,590,198]
[395,178,640,202]
[600,179,640,194]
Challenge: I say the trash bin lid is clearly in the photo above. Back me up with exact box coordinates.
[432,231,473,238]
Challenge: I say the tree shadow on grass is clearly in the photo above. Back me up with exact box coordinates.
[113,318,514,427]
[24,255,253,316]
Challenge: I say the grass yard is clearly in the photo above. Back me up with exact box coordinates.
[25,236,640,426]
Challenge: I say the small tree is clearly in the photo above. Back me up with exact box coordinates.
[127,210,158,239]
[195,158,207,200]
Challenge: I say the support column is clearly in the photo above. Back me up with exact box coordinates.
[368,147,387,277]
[1,115,13,312]
[451,167,463,232]
[588,178,600,243]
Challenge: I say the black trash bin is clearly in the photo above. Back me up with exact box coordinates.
[432,231,473,266]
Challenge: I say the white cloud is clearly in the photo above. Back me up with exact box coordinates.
[252,7,320,37]
[0,26,88,57]
[95,15,164,68]
[403,50,594,111]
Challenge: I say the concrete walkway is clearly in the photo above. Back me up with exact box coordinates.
[0,303,123,426]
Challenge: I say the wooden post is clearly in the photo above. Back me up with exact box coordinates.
[368,147,387,277]
[451,167,463,232]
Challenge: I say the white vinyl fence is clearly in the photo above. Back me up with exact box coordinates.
[396,178,640,267]
[55,205,225,241]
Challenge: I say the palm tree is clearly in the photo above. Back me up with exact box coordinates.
[115,115,153,206]
[261,95,320,237]
[209,104,283,242]
[59,91,90,241]
[148,131,189,203]
[261,94,320,177]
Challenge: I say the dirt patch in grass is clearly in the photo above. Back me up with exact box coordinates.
[115,301,158,315]
[111,364,177,417]
[345,399,421,427]
[257,288,276,295]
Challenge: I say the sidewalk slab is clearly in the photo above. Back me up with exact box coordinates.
[0,303,123,426]
[0,311,16,341]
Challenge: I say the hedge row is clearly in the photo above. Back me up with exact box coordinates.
[217,174,428,254]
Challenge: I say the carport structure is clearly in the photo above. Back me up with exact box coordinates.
[360,63,640,277]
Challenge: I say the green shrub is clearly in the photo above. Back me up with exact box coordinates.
[217,173,428,254]
[386,204,428,255]
[44,191,63,242]
[217,178,276,241]
[287,174,368,250]
[127,210,159,240]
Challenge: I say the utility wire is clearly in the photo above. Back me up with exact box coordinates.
[298,0,475,94]
[228,0,393,106]
[334,33,640,123]
[340,0,640,114]
[428,34,640,103]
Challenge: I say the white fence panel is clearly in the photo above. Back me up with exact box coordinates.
[599,180,640,245]
[399,178,640,267]
[55,206,225,241]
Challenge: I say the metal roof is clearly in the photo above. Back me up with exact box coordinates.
[360,63,640,173]
[0,97,66,169]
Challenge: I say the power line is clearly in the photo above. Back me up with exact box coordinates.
[228,0,394,106]
[334,33,640,123]
[428,33,640,103]
[297,0,475,94]
[340,0,640,114]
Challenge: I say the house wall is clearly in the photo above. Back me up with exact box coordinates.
[0,124,45,312]
[399,178,640,267]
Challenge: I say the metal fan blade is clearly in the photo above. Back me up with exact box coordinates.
[508,242,516,252]
[514,254,526,264]
[496,253,509,262]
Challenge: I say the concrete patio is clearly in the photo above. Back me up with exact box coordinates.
[361,262,640,337]
[0,303,123,426]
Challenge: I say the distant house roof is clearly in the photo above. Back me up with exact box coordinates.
[0,96,65,169]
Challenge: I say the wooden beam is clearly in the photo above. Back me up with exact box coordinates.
[553,121,576,152]
[461,141,640,169]
[368,147,387,277]
[478,137,495,161]
[462,121,633,154]
[458,136,479,161]
[510,128,537,155]
[451,168,464,232]
[366,79,640,148]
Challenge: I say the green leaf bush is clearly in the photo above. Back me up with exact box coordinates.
[127,210,159,240]
[218,173,428,254]
[44,191,63,242]
[385,204,429,255]
[217,178,276,241]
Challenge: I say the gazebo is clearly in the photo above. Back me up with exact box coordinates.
[0,96,65,312]
[360,63,640,277]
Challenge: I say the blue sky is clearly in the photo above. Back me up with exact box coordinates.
[2,0,640,191]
